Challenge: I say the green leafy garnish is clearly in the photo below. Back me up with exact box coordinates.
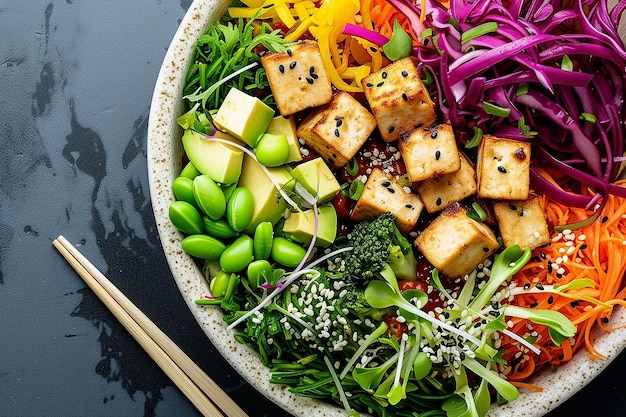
[382,20,413,61]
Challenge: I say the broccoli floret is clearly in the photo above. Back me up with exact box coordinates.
[343,212,418,280]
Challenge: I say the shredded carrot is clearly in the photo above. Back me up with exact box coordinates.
[499,173,626,383]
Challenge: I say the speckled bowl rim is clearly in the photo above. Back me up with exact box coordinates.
[147,1,626,416]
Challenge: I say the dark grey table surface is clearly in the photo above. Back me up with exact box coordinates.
[1,1,625,416]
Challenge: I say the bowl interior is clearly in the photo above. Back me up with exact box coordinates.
[147,1,626,416]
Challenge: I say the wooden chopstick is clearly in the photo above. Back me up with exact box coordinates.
[53,235,248,417]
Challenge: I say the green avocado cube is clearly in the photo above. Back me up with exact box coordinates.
[213,87,275,147]
[265,116,302,163]
[237,153,294,233]
[283,205,337,247]
[289,157,340,203]
[182,130,244,184]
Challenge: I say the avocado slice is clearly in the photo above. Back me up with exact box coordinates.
[289,157,341,203]
[283,205,338,247]
[181,129,244,184]
[265,116,302,163]
[213,87,275,147]
[237,153,294,233]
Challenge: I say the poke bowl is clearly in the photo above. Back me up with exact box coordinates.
[147,0,626,417]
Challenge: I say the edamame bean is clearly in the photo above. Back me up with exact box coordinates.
[221,182,237,202]
[210,270,231,298]
[271,237,306,268]
[226,187,254,232]
[181,234,226,260]
[179,161,201,179]
[253,221,273,260]
[172,176,197,206]
[202,216,239,239]
[220,235,254,273]
[168,201,203,234]
[193,174,226,220]
[413,351,432,380]
[246,259,273,288]
[255,133,290,167]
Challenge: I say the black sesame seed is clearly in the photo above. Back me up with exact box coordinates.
[287,49,292,56]
[570,300,579,307]
[442,311,450,319]
[290,61,297,69]
[336,118,343,127]
[369,46,378,53]
[311,73,318,79]
[381,71,387,79]
[376,81,385,87]
[536,283,544,290]
[430,129,438,139]
[523,283,531,290]
[306,77,314,84]
[436,197,442,206]
[388,126,395,134]
[489,310,499,317]
[402,93,408,101]
[540,251,547,259]
[405,204,413,209]
[332,153,337,158]
[491,301,499,309]
[580,244,588,250]
[423,38,429,46]
[401,70,409,77]
[483,247,489,252]
[386,187,396,193]
[547,263,553,274]
[279,64,285,73]
[435,150,441,160]
[381,181,391,187]
[530,302,538,308]
[334,128,340,137]
[474,322,482,328]
[366,82,373,88]
[603,317,610,323]
[498,166,508,173]
[509,204,517,211]
[309,66,315,74]
[548,295,554,304]
[602,216,609,223]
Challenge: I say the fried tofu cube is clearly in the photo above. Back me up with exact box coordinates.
[493,193,550,249]
[415,202,500,278]
[350,168,424,234]
[261,41,333,116]
[476,135,531,200]
[296,91,377,169]
[418,152,477,213]
[362,57,436,142]
[399,123,461,183]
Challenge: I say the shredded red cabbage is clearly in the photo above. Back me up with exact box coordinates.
[394,0,626,223]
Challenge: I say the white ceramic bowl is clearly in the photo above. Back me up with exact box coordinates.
[147,1,626,416]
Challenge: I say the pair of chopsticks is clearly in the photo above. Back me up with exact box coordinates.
[53,235,248,417]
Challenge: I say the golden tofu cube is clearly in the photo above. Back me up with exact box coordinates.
[493,194,550,249]
[399,123,461,183]
[414,202,500,278]
[261,41,333,116]
[296,91,377,169]
[476,135,531,200]
[350,168,424,234]
[362,57,436,142]
[418,152,477,213]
